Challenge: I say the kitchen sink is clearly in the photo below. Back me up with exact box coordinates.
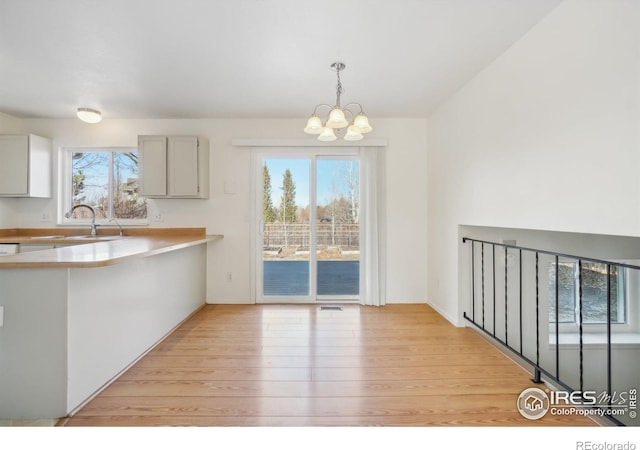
[72,235,121,240]
[29,235,121,241]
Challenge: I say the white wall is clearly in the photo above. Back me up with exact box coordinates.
[0,112,24,228]
[380,120,428,303]
[10,117,428,304]
[0,111,23,134]
[427,0,640,325]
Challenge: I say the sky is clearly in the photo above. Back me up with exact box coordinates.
[264,158,359,208]
[73,153,359,211]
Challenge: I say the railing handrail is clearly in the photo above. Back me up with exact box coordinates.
[462,237,640,271]
[462,236,630,426]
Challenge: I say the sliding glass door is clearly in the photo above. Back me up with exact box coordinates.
[261,157,311,298]
[316,158,360,296]
[257,151,360,303]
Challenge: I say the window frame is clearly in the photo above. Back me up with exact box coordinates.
[59,147,148,226]
[550,258,638,335]
[254,147,364,304]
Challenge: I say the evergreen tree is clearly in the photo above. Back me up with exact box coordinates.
[263,164,275,222]
[280,169,297,224]
[72,169,86,198]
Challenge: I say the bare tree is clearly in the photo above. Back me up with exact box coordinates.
[342,161,359,223]
[72,151,146,220]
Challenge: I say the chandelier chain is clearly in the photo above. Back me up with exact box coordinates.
[335,66,343,107]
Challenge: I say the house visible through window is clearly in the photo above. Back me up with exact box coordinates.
[549,260,626,325]
[66,149,146,221]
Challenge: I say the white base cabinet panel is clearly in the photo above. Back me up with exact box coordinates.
[0,244,206,420]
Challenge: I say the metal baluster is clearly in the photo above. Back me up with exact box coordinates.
[578,260,584,392]
[505,245,508,346]
[472,242,475,322]
[519,249,523,355]
[533,252,541,383]
[482,243,485,328]
[493,244,496,335]
[556,255,560,379]
[607,264,612,409]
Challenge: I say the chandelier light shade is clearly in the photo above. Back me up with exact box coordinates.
[318,126,337,142]
[344,125,364,141]
[304,62,372,141]
[303,115,323,134]
[353,113,372,133]
[77,107,102,123]
[326,107,349,129]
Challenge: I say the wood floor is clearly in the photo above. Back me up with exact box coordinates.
[60,304,596,427]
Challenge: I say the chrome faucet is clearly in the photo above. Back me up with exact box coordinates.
[64,204,98,236]
[109,217,124,237]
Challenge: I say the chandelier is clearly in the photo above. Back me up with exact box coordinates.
[303,62,372,142]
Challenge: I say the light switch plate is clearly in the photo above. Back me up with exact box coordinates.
[0,306,4,327]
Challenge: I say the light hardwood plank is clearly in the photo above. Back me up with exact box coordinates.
[311,365,530,381]
[62,304,596,427]
[73,394,537,417]
[98,378,538,398]
[150,343,496,357]
[118,367,312,382]
[71,393,592,427]
[61,413,593,427]
[132,353,512,369]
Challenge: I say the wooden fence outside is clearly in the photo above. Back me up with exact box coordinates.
[263,223,360,249]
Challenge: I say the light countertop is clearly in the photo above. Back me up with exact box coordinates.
[0,228,222,269]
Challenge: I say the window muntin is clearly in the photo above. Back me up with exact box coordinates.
[549,260,626,325]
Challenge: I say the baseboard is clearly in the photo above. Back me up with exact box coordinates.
[206,298,255,305]
[209,299,434,306]
[426,300,462,327]
[385,298,428,304]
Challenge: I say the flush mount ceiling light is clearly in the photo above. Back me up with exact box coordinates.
[76,108,102,124]
[304,62,372,142]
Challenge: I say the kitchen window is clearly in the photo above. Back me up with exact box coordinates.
[60,148,147,223]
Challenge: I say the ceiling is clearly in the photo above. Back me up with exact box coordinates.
[0,0,562,120]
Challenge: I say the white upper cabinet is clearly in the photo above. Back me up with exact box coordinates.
[138,135,209,199]
[138,135,168,197]
[168,136,199,196]
[0,134,52,198]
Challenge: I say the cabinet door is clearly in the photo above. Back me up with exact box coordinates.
[168,136,199,196]
[138,136,167,196]
[28,135,53,198]
[0,136,29,195]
